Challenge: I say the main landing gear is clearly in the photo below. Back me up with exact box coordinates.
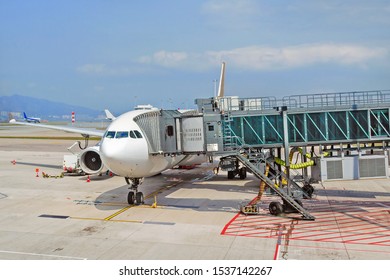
[125,177,145,205]
[227,167,247,180]
[219,157,247,180]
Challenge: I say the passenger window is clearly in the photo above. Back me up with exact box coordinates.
[105,131,116,138]
[115,131,129,138]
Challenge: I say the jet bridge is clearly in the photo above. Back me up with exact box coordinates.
[197,90,390,152]
[196,90,390,182]
[134,90,390,220]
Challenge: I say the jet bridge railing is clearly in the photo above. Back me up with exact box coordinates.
[218,96,277,111]
[218,90,390,113]
[282,90,390,110]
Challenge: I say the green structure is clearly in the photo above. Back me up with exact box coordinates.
[211,90,390,149]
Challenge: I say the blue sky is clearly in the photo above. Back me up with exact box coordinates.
[1,0,389,113]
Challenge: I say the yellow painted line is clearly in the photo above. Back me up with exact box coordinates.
[71,216,142,223]
[104,205,134,221]
[102,180,184,221]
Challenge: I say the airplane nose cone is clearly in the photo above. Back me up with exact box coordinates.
[99,137,149,178]
[100,139,128,174]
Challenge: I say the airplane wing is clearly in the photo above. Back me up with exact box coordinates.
[9,119,105,138]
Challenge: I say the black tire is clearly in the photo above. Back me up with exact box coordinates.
[269,201,283,215]
[227,171,235,179]
[239,167,247,180]
[127,192,135,205]
[136,192,144,205]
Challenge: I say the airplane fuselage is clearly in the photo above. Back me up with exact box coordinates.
[26,119,40,123]
[100,109,186,179]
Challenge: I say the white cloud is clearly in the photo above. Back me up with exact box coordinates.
[139,44,388,71]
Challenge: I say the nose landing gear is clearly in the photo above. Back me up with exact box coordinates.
[125,177,145,205]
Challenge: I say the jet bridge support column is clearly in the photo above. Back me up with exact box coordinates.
[282,109,291,196]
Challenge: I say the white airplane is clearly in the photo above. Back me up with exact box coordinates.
[10,63,227,205]
[11,108,205,205]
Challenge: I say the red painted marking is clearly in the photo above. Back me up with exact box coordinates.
[221,196,390,248]
[273,244,280,260]
[220,212,241,235]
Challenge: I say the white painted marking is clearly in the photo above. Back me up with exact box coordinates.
[0,250,87,260]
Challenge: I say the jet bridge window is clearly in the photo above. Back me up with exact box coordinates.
[130,130,143,139]
[104,131,116,138]
[166,125,174,136]
[115,131,129,138]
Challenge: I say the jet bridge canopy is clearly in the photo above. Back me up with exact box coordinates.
[134,109,205,155]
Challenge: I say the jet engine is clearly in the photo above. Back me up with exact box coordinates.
[79,145,107,175]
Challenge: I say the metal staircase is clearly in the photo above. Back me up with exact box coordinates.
[235,153,315,220]
[223,114,242,151]
[222,113,235,151]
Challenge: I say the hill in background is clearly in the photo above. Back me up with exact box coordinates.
[0,94,104,121]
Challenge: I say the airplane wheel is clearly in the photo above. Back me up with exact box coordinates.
[136,192,144,205]
[127,192,135,205]
[269,201,283,216]
[239,167,247,180]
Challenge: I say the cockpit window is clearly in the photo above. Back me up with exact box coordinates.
[105,131,116,138]
[134,130,143,138]
[130,130,143,139]
[105,130,142,139]
[115,131,129,138]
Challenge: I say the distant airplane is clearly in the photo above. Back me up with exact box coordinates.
[23,112,41,123]
[10,64,227,205]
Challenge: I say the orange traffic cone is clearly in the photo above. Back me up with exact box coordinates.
[86,175,90,183]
